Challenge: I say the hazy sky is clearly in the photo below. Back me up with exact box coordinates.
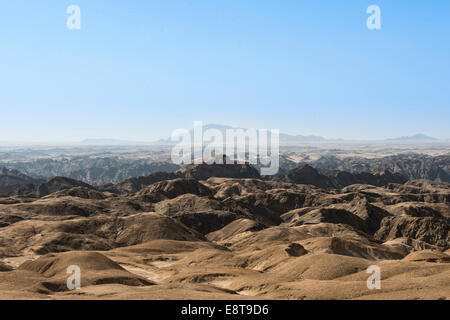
[1,0,449,142]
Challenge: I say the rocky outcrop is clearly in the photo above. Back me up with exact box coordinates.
[175,163,261,181]
[6,177,96,198]
[375,216,449,249]
[274,164,407,189]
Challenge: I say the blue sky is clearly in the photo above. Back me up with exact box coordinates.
[0,0,449,142]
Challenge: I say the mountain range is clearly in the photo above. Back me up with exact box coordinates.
[82,125,444,145]
[386,134,438,142]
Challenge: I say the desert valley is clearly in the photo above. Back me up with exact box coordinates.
[0,144,448,300]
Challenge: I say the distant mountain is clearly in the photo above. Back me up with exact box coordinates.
[387,134,438,142]
[199,124,331,143]
[85,128,442,146]
[279,133,327,142]
[81,139,139,145]
[154,124,329,145]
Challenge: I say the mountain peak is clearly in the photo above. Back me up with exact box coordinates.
[387,134,438,141]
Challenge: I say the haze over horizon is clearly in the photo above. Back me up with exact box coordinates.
[1,1,449,142]
[0,127,448,145]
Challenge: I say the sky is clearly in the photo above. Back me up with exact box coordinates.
[0,0,449,142]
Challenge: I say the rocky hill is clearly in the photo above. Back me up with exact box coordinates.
[0,167,41,188]
[1,176,97,198]
[273,164,407,188]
